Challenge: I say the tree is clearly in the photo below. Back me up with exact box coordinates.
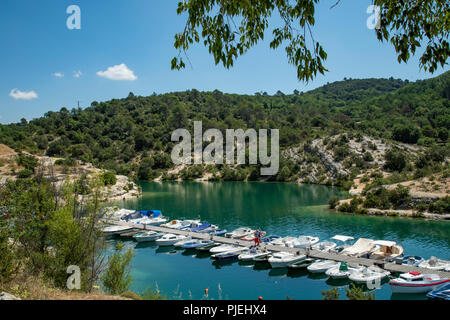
[172,0,448,81]
[384,149,406,172]
[392,124,421,144]
[102,242,134,295]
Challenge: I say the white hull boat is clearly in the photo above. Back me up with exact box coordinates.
[133,231,163,242]
[307,259,339,273]
[268,252,306,268]
[225,227,255,239]
[210,244,245,254]
[155,234,187,246]
[102,225,135,235]
[161,219,200,229]
[311,241,337,252]
[418,257,450,271]
[325,262,364,279]
[341,238,376,257]
[173,237,194,247]
[369,240,404,261]
[389,272,450,294]
[238,248,271,261]
[349,266,390,284]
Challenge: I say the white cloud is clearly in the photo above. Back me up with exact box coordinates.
[97,63,137,81]
[9,89,38,100]
[73,70,82,78]
[52,72,64,78]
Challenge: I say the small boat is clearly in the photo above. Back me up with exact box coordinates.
[307,260,340,273]
[329,235,355,253]
[325,262,364,279]
[238,247,271,261]
[285,236,320,248]
[402,255,425,267]
[210,244,246,254]
[349,266,390,284]
[208,229,227,236]
[189,222,213,233]
[419,257,450,271]
[311,241,337,252]
[268,252,306,268]
[254,253,273,263]
[102,225,135,236]
[173,237,194,247]
[287,258,315,269]
[240,234,256,241]
[389,272,450,294]
[262,235,281,243]
[155,234,187,246]
[133,231,163,242]
[161,219,200,229]
[196,242,220,251]
[369,240,404,261]
[341,238,376,257]
[211,250,242,260]
[182,240,215,249]
[225,227,254,239]
[427,282,450,300]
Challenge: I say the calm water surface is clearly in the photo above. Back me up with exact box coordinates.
[110,182,450,300]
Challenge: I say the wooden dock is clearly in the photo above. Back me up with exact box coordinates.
[106,220,450,278]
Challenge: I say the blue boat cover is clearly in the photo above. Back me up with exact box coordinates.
[427,283,450,300]
[137,210,162,217]
[191,222,211,232]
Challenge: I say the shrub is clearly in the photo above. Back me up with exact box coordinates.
[17,168,34,178]
[384,149,406,172]
[328,196,340,209]
[101,171,117,186]
[102,243,134,295]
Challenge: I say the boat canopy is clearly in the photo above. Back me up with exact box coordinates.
[331,235,354,242]
[373,240,397,247]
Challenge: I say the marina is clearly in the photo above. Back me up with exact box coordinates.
[105,181,450,300]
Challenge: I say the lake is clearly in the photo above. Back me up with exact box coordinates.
[110,181,450,300]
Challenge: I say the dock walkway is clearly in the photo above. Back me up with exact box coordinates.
[106,220,450,278]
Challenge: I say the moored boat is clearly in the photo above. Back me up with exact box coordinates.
[182,240,215,249]
[341,238,376,257]
[307,259,339,273]
[133,231,164,242]
[173,237,194,248]
[225,227,255,239]
[210,244,245,254]
[349,265,390,284]
[268,252,306,268]
[102,225,135,236]
[427,282,450,300]
[155,234,187,246]
[369,240,404,261]
[325,262,364,279]
[238,247,271,261]
[389,272,449,294]
[287,258,315,269]
[311,241,337,252]
[402,255,425,267]
[211,250,242,260]
[418,257,450,271]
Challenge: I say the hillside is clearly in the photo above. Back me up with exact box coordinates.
[0,72,448,215]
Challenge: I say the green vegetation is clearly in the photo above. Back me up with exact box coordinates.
[0,72,448,183]
[101,242,134,295]
[322,284,375,300]
[172,1,448,81]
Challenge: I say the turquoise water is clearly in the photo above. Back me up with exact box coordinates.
[109,182,450,300]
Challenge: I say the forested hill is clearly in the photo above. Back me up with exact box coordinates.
[0,71,448,180]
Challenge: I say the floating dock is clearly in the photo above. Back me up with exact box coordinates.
[106,220,450,278]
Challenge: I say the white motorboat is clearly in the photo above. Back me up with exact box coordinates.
[102,225,135,236]
[325,262,364,279]
[285,235,320,248]
[238,247,271,261]
[268,252,306,268]
[418,257,450,271]
[341,238,376,257]
[225,227,255,239]
[210,244,245,254]
[268,237,291,246]
[369,240,404,261]
[161,219,200,229]
[329,235,355,253]
[402,255,425,267]
[102,208,136,221]
[133,231,164,242]
[389,272,450,294]
[173,237,194,247]
[155,234,187,246]
[140,216,168,226]
[311,241,337,252]
[349,266,390,284]
[307,259,339,273]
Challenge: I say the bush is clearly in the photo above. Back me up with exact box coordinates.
[17,168,34,178]
[102,242,134,295]
[101,171,117,186]
[392,124,421,144]
[384,149,406,172]
[328,196,340,209]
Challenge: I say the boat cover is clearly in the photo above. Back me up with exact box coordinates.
[341,238,375,256]
[138,210,162,217]
[191,222,211,232]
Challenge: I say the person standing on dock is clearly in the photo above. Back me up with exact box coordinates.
[254,228,261,247]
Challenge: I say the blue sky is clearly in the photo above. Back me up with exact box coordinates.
[0,0,448,124]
